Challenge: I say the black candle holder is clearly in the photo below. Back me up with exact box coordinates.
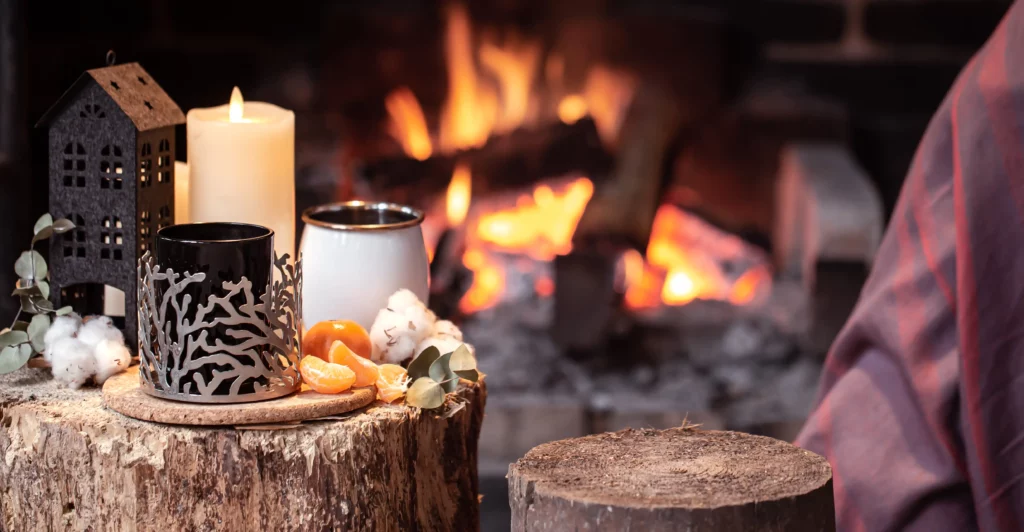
[137,222,302,403]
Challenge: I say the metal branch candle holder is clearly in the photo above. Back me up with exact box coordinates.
[137,222,302,403]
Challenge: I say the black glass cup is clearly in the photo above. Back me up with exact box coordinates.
[147,222,287,402]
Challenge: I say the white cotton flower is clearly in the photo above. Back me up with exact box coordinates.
[386,289,426,314]
[93,339,131,385]
[431,320,463,342]
[77,316,123,348]
[403,304,435,345]
[49,337,96,389]
[43,314,82,363]
[414,336,465,358]
[369,308,420,365]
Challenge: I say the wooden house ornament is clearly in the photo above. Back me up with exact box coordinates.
[36,62,184,349]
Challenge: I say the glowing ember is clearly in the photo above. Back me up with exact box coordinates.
[624,205,772,309]
[385,87,433,161]
[730,266,771,306]
[447,163,472,226]
[557,95,588,125]
[662,268,700,306]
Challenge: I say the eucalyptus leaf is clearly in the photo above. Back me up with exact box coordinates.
[55,306,74,316]
[405,377,445,409]
[407,346,441,382]
[30,295,53,312]
[37,280,49,299]
[33,214,53,235]
[19,295,36,313]
[11,321,29,332]
[28,314,51,352]
[429,352,458,393]
[449,344,476,372]
[31,226,53,245]
[51,218,75,234]
[0,330,28,349]
[14,250,46,281]
[11,284,42,297]
[455,369,480,382]
[0,344,33,374]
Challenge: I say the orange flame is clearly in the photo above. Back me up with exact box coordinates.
[557,95,588,125]
[440,4,497,151]
[457,177,594,313]
[583,66,636,146]
[479,34,541,134]
[385,87,433,161]
[447,163,472,226]
[624,205,771,309]
[474,178,593,260]
[384,4,635,159]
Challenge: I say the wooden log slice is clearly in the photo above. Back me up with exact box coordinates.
[508,427,834,532]
[0,368,486,531]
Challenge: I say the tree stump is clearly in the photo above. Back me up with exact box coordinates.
[0,368,486,531]
[508,428,834,532]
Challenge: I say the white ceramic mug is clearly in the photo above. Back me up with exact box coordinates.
[299,202,429,330]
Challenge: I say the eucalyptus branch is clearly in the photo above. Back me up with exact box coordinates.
[0,213,77,374]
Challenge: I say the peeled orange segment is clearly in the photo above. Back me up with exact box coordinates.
[376,364,410,403]
[328,340,380,388]
[303,320,373,361]
[299,355,357,394]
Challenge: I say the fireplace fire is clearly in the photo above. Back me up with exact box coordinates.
[384,3,773,320]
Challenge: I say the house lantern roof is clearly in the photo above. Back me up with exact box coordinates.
[36,62,185,131]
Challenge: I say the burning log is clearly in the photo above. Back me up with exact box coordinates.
[359,117,611,201]
[508,428,835,531]
[572,84,683,250]
[551,249,621,351]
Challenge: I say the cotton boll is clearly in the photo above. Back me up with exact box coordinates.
[43,314,82,363]
[386,289,425,314]
[77,316,123,348]
[93,339,131,384]
[403,304,435,344]
[369,308,419,364]
[432,320,463,342]
[414,336,464,358]
[50,337,96,389]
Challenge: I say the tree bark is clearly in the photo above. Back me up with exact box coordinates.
[508,427,834,532]
[0,368,486,531]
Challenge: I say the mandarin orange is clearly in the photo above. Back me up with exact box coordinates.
[376,364,410,403]
[328,340,380,388]
[303,320,372,361]
[299,355,357,394]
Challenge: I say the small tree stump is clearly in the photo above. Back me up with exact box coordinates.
[0,368,486,531]
[508,428,834,532]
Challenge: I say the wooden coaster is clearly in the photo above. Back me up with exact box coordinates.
[103,366,376,426]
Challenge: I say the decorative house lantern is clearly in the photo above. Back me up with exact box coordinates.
[36,62,185,349]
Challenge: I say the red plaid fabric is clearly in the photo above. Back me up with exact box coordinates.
[796,3,1024,530]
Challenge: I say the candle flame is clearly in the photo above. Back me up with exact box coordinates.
[229,87,244,123]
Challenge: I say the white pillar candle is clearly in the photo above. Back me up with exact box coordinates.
[186,88,295,258]
[173,160,190,224]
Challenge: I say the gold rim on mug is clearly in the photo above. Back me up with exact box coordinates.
[301,201,425,231]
